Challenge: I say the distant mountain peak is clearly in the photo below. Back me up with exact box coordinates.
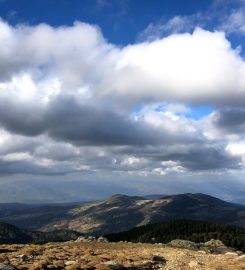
[106,194,145,202]
[162,193,224,201]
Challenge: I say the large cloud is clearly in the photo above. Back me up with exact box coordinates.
[100,28,245,105]
[0,18,245,203]
[0,20,245,106]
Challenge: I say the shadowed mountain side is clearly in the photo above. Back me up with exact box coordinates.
[0,222,83,244]
[0,203,81,230]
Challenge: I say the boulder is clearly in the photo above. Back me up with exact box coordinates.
[168,239,199,250]
[88,236,96,241]
[97,236,109,243]
[75,236,87,243]
[204,239,225,247]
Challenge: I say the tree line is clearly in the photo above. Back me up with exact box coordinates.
[105,219,245,252]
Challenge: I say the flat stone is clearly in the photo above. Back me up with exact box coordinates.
[103,260,125,269]
[198,250,206,254]
[225,252,238,256]
[65,260,77,266]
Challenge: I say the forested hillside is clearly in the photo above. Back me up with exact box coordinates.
[106,219,245,252]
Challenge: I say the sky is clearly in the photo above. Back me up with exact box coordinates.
[1,0,245,203]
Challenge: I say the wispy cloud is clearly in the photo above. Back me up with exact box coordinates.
[138,14,204,41]
[138,0,245,41]
[96,0,111,8]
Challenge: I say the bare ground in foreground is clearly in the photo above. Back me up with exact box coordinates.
[0,241,245,270]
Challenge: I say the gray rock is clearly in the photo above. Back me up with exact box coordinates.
[0,264,16,270]
[88,236,96,240]
[103,260,125,269]
[168,239,199,250]
[97,236,108,243]
[75,235,96,242]
[201,239,238,254]
[75,236,87,242]
[204,239,225,247]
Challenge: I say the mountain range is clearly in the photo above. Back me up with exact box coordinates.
[0,193,245,235]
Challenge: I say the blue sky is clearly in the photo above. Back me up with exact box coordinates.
[0,0,241,45]
[1,0,245,203]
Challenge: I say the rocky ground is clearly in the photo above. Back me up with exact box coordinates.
[0,241,245,270]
